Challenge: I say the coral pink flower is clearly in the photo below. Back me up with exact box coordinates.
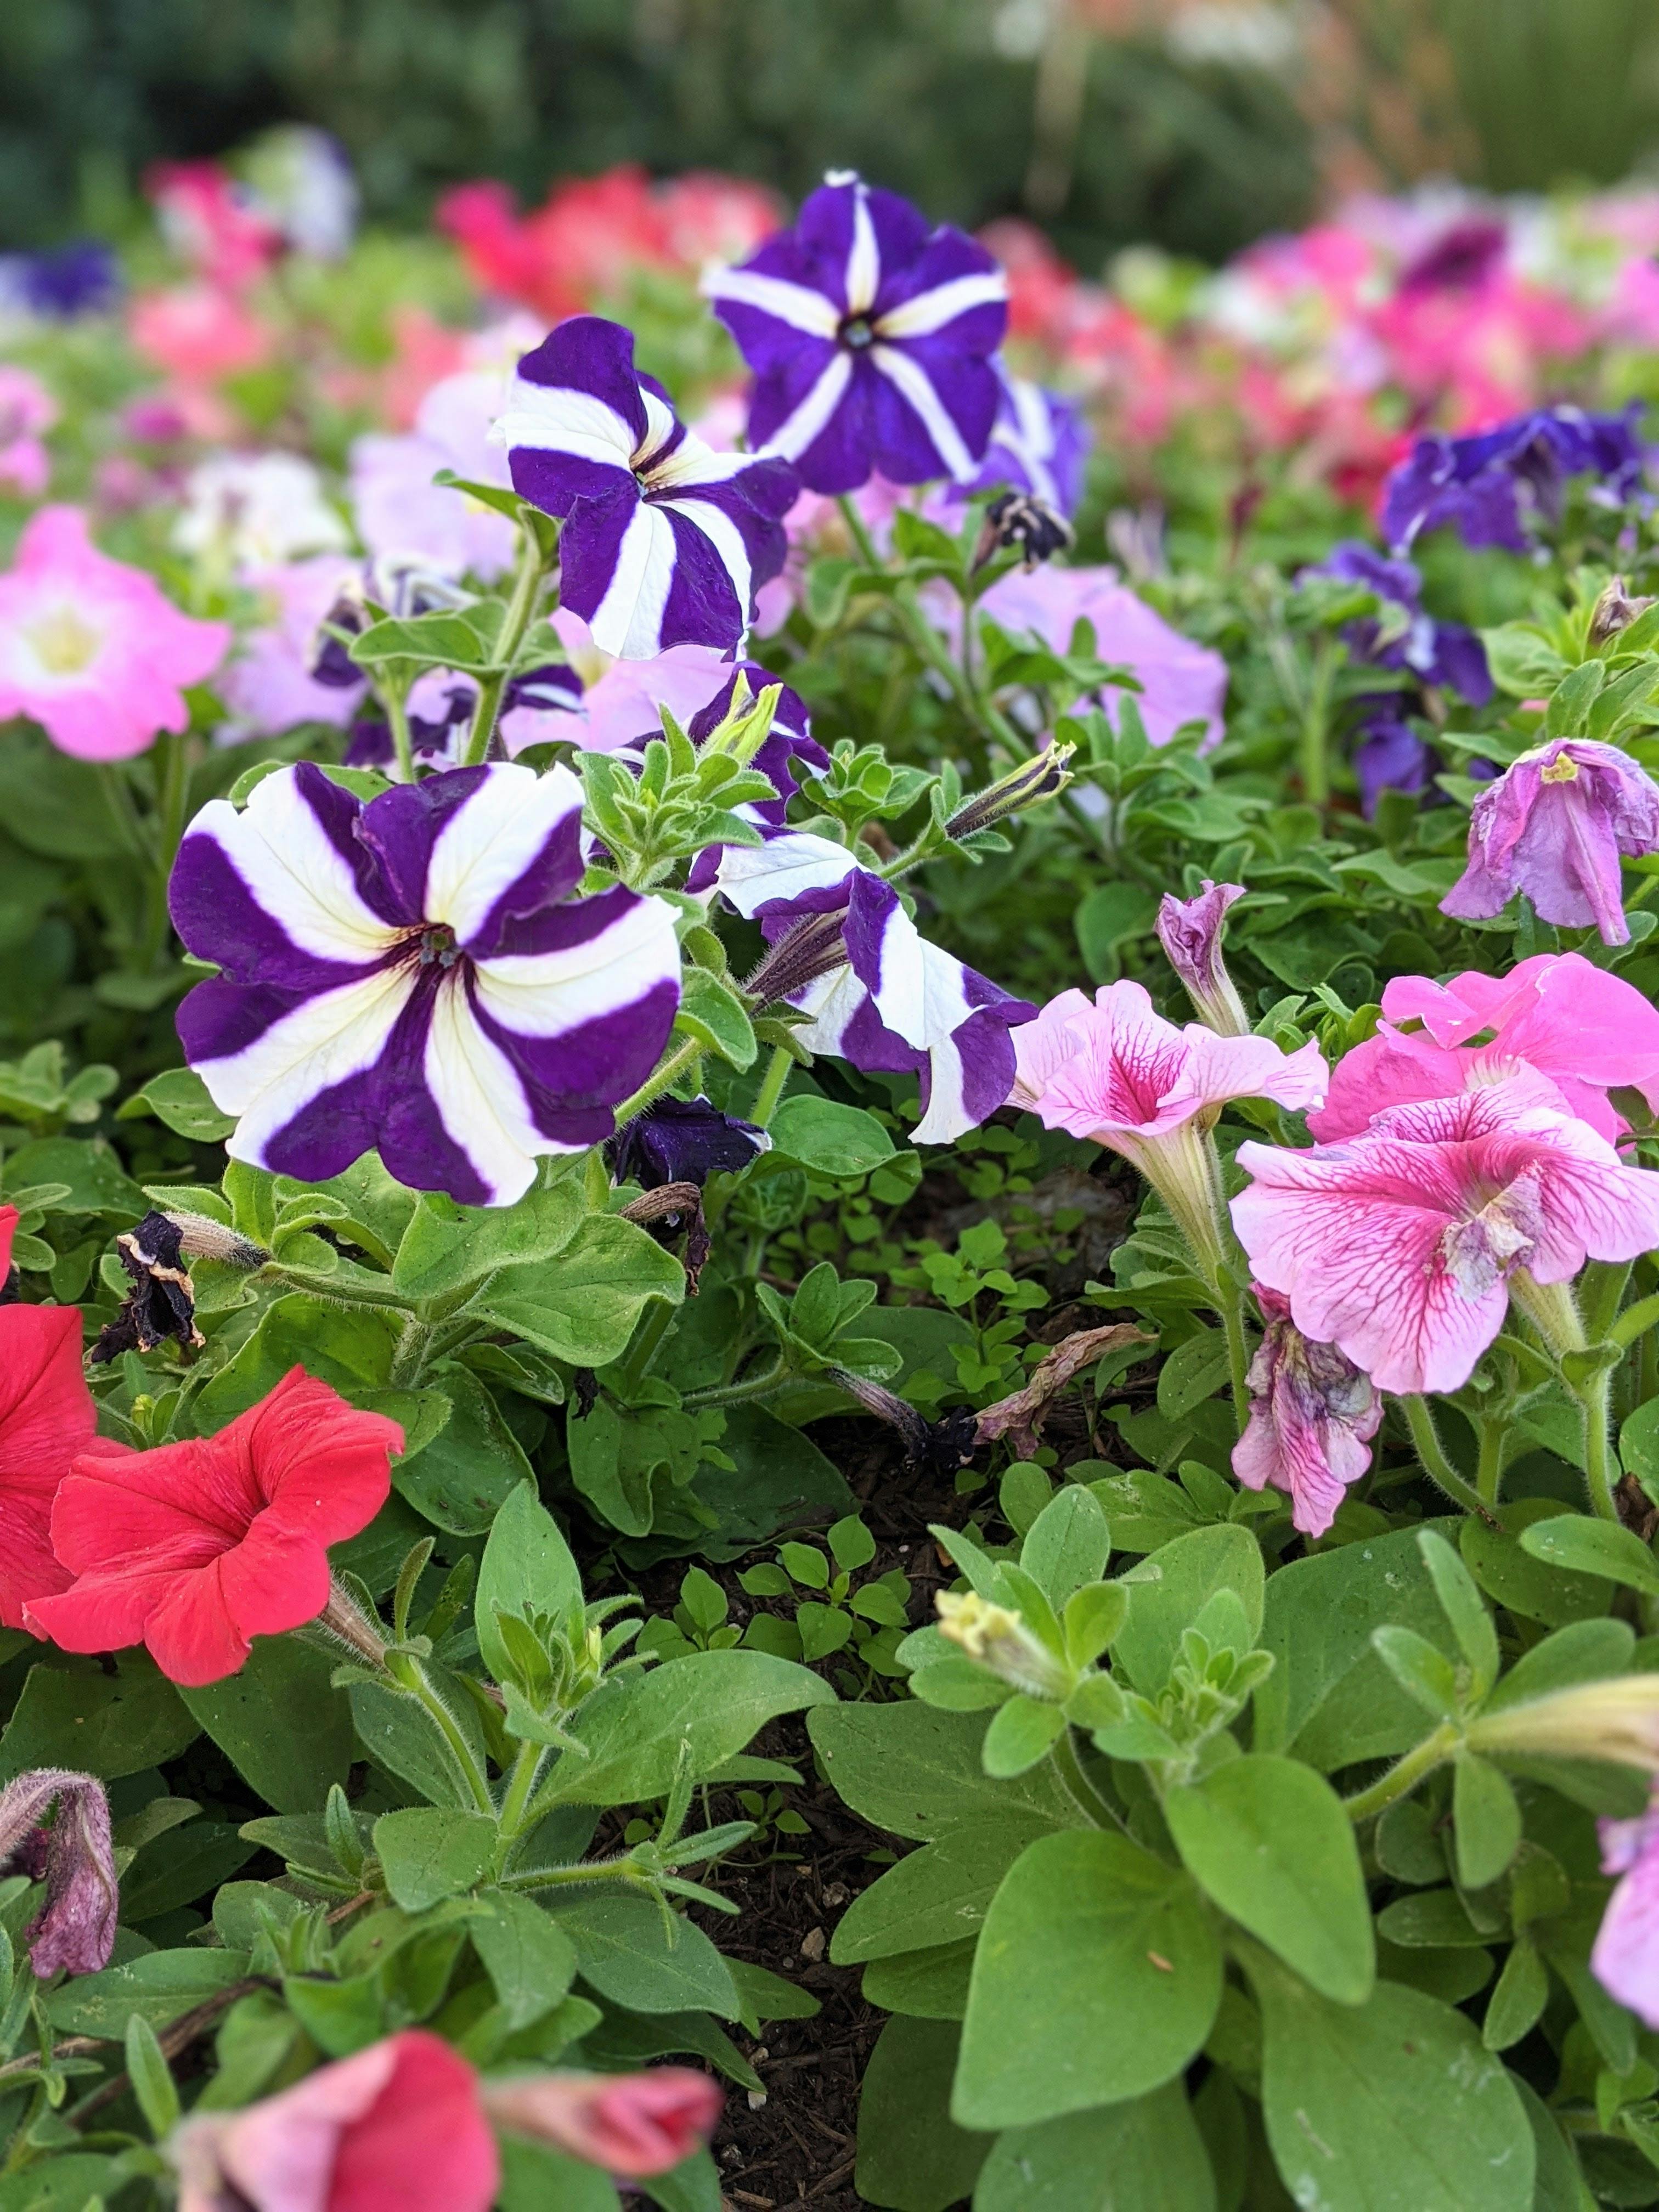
[0,367,57,498]
[0,506,229,761]
[220,555,360,738]
[27,1369,401,1687]
[0,1290,115,1631]
[128,285,273,387]
[1233,1285,1383,1538]
[1311,953,1659,1146]
[172,2031,499,2212]
[482,2068,723,2175]
[1594,1793,1659,2029]
[147,160,283,291]
[438,168,671,323]
[1233,1073,1659,1396]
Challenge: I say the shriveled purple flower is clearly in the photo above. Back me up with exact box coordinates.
[490,317,797,658]
[703,170,1007,495]
[718,830,1035,1143]
[1441,738,1659,946]
[1156,879,1249,1036]
[956,371,1089,519]
[0,1768,117,1976]
[1232,1285,1383,1539]
[608,1095,769,1189]
[169,761,679,1207]
[1302,540,1492,707]
[1382,404,1649,554]
[1594,1791,1659,2028]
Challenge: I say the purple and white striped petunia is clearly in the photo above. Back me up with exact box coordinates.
[955,371,1089,519]
[490,317,797,659]
[169,761,680,1207]
[703,171,1008,495]
[716,830,1035,1143]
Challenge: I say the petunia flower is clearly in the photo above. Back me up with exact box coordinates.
[608,1095,769,1189]
[219,554,362,739]
[27,1369,402,1688]
[1301,539,1492,705]
[1441,737,1659,946]
[173,452,349,572]
[0,506,230,762]
[480,2068,723,2176]
[716,831,1035,1143]
[0,1767,117,1976]
[1381,403,1649,554]
[1232,1285,1383,1538]
[1593,1792,1659,2030]
[491,316,797,658]
[703,170,1007,494]
[1156,879,1249,1036]
[0,241,119,320]
[0,366,58,499]
[168,760,680,1207]
[170,2029,500,2212]
[1232,1072,1659,1396]
[953,370,1089,519]
[1310,952,1659,1147]
[349,370,519,583]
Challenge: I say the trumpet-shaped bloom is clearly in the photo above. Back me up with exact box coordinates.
[492,317,796,658]
[1233,1285,1383,1539]
[704,170,1007,493]
[1382,404,1649,553]
[349,370,518,582]
[28,1369,401,1688]
[481,2068,724,2176]
[0,1256,111,1629]
[1310,952,1659,1146]
[1232,1073,1659,1396]
[1441,738,1659,946]
[0,506,230,763]
[168,761,679,1207]
[1594,1795,1659,2030]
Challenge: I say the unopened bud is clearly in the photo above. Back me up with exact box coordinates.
[1589,575,1656,648]
[946,743,1075,841]
[1469,1674,1659,1770]
[166,1210,269,1269]
[1156,879,1250,1037]
[936,1591,1070,1700]
[314,1576,391,1673]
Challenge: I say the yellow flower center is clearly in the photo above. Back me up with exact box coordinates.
[1540,753,1581,784]
[27,603,103,676]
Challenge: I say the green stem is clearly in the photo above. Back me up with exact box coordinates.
[461,525,548,767]
[1217,1284,1251,1434]
[1612,1289,1659,1348]
[1402,1396,1503,1528]
[1300,644,1334,810]
[390,1661,495,1818]
[1048,1726,1124,1831]
[388,1318,436,1389]
[618,1297,678,1395]
[612,1034,702,1127]
[140,732,191,969]
[1341,1719,1460,1823]
[681,1356,788,1410]
[383,684,416,783]
[261,1262,415,1313]
[748,1042,793,1130]
[493,1740,549,1869]
[1475,1419,1509,1509]
[503,1854,648,1894]
[1577,1368,1619,1523]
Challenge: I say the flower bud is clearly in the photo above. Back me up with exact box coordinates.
[1156,879,1250,1036]
[481,2068,723,2177]
[1468,1674,1659,1769]
[936,1591,1070,1701]
[945,742,1075,842]
[1589,574,1655,648]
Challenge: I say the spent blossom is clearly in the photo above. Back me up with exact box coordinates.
[1233,1286,1383,1539]
[0,1768,117,1977]
[480,2068,723,2175]
[1156,879,1250,1036]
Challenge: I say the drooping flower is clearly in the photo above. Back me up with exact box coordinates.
[491,316,796,658]
[0,506,230,762]
[168,761,679,1206]
[1156,879,1249,1036]
[1310,952,1659,1146]
[1381,404,1649,554]
[1441,738,1659,946]
[1232,1073,1659,1396]
[173,452,349,573]
[27,1369,401,1688]
[608,1096,769,1189]
[0,1768,117,1976]
[1233,1285,1383,1538]
[704,170,1007,494]
[0,366,58,498]
[1593,1793,1659,2030]
[716,831,1035,1144]
[170,2030,500,2212]
[480,2068,723,2176]
[349,371,519,582]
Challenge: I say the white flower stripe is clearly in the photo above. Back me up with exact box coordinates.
[645,432,765,493]
[912,1028,970,1144]
[637,387,680,467]
[869,345,977,479]
[426,763,584,946]
[201,965,414,1153]
[758,351,854,463]
[658,494,753,623]
[876,272,1009,341]
[488,382,640,467]
[471,894,680,1036]
[845,188,881,316]
[587,505,679,659]
[424,980,562,1207]
[699,267,840,338]
[194,781,400,965]
[715,832,860,914]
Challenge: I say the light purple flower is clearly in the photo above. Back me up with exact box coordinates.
[169,761,680,1207]
[716,830,1035,1143]
[219,554,360,738]
[703,170,1007,495]
[1441,738,1659,946]
[0,1767,117,1977]
[955,371,1088,519]
[1595,1793,1659,2028]
[350,370,519,583]
[1156,879,1249,1036]
[1232,1285,1383,1539]
[490,317,796,658]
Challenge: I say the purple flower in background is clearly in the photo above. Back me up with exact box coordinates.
[345,663,585,771]
[0,1768,117,1977]
[491,317,796,658]
[608,1095,769,1188]
[1442,738,1659,946]
[1232,1286,1383,1540]
[1382,404,1649,554]
[1396,215,1508,297]
[0,242,120,321]
[169,761,680,1207]
[1594,1792,1659,2029]
[717,830,1035,1143]
[703,170,1008,494]
[1352,703,1436,818]
[955,372,1089,518]
[1304,539,1492,706]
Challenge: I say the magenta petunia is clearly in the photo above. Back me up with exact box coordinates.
[1233,1285,1383,1538]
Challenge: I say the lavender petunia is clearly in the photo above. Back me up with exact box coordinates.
[1595,1793,1659,2029]
[703,170,1008,495]
[955,370,1088,519]
[1441,737,1659,946]
[490,317,797,658]
[1156,879,1249,1036]
[168,761,680,1207]
[1352,702,1435,819]
[1382,404,1650,554]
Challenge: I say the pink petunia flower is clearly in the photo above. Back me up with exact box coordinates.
[128,285,274,387]
[219,555,361,738]
[1594,1792,1659,2029]
[1233,1071,1659,1395]
[0,366,57,498]
[481,2068,723,2175]
[549,608,736,753]
[1441,738,1659,947]
[1310,952,1659,1146]
[0,506,230,761]
[1233,1284,1383,1538]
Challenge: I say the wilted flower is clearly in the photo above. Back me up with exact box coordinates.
[168,761,679,1206]
[608,1096,769,1191]
[91,1208,206,1365]
[0,1768,117,1976]
[481,2068,723,2175]
[1588,574,1656,648]
[1233,1286,1383,1538]
[704,169,1007,494]
[936,1592,1068,1700]
[1156,879,1249,1036]
[1441,737,1659,946]
[492,315,796,658]
[1382,403,1649,553]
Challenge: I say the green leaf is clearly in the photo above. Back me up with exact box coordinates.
[1075,882,1160,981]
[351,605,503,676]
[862,1941,974,2021]
[1481,1616,1635,1711]
[466,1891,579,2029]
[807,1701,1081,1844]
[1453,1755,1523,1891]
[373,1808,496,1910]
[768,1094,894,1177]
[544,1650,834,1805]
[1019,1486,1110,1609]
[121,1821,257,1922]
[180,1638,354,1812]
[1458,1504,1612,1629]
[0,2158,125,2211]
[1254,1962,1534,2212]
[47,1949,251,2039]
[831,1821,1049,1965]
[550,1892,738,2017]
[7,1135,144,1217]
[473,1214,686,1366]
[390,1168,587,1302]
[1518,1514,1659,1595]
[955,1829,1223,2129]
[981,1696,1065,1777]
[1165,1754,1374,2004]
[1418,1530,1499,1692]
[499,2138,620,2212]
[193,1296,398,1428]
[1115,1523,1265,1695]
[125,2013,181,2140]
[974,2080,1217,2212]
[391,1366,532,1534]
[118,1065,236,1142]
[1371,1626,1462,1720]
[854,2017,990,2212]
[0,1657,197,1784]
[475,1482,584,1688]
[1156,1328,1231,1422]
[1482,1939,1549,2053]
[674,968,757,1070]
[348,1669,489,1809]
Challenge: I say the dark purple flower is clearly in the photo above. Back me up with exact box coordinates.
[1442,737,1659,945]
[0,242,120,320]
[1396,216,1508,297]
[608,1095,769,1188]
[1302,539,1492,707]
[703,170,1008,494]
[1382,404,1650,554]
[0,1768,117,1976]
[490,317,797,658]
[1353,703,1435,818]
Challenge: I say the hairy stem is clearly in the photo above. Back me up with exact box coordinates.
[748,1041,794,1131]
[1402,1396,1503,1528]
[461,524,548,767]
[1341,1719,1460,1823]
[612,1034,702,1128]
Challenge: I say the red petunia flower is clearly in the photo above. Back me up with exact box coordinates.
[27,1368,401,1688]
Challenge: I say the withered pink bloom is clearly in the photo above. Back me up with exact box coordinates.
[0,1768,117,1976]
[1156,879,1249,1036]
[1233,1070,1659,1395]
[1594,1794,1659,2029]
[1233,1286,1382,1538]
[1441,738,1659,946]
[482,2067,724,2176]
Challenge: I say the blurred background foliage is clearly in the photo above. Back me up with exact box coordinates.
[4,0,1659,267]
